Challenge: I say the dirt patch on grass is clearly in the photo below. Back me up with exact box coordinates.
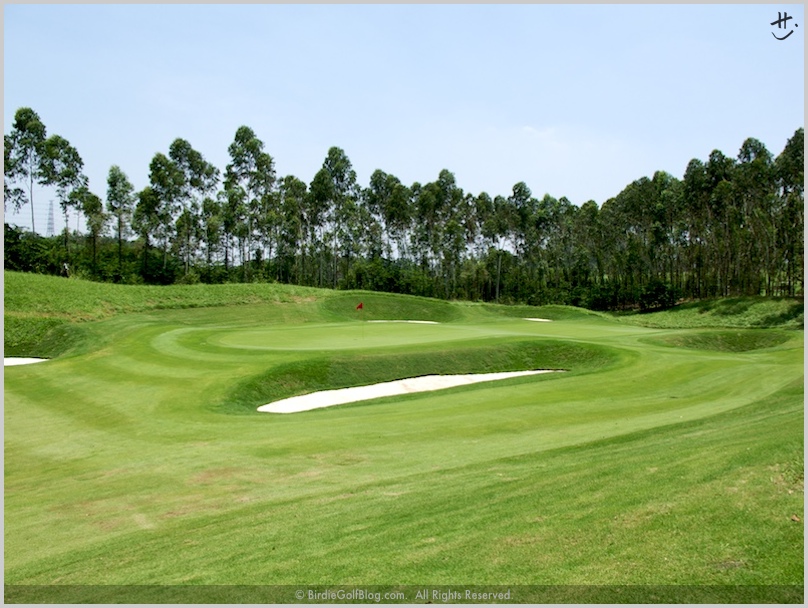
[189,467,243,484]
[712,559,746,571]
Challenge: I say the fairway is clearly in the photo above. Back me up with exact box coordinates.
[3,273,803,603]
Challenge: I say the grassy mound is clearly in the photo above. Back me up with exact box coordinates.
[644,329,796,353]
[476,302,610,322]
[223,339,620,414]
[3,316,74,358]
[322,292,462,323]
[615,297,804,330]
[3,270,330,321]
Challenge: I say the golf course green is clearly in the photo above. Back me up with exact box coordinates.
[3,271,803,602]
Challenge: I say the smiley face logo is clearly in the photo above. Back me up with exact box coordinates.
[771,11,799,40]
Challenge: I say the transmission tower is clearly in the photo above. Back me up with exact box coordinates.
[46,200,55,237]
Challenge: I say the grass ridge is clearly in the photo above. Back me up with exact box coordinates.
[221,339,621,414]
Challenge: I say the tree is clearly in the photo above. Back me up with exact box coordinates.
[5,108,49,232]
[505,182,535,268]
[4,117,801,305]
[477,192,507,301]
[217,188,238,276]
[408,170,464,296]
[106,165,136,278]
[278,175,309,284]
[199,195,223,282]
[735,138,776,294]
[312,147,360,288]
[41,134,87,257]
[169,138,219,276]
[71,187,107,272]
[148,152,184,272]
[703,149,738,295]
[309,167,334,287]
[133,185,172,282]
[774,128,804,295]
[365,169,412,260]
[224,126,276,281]
[574,199,604,291]
[4,135,24,211]
[682,158,710,297]
[649,170,684,289]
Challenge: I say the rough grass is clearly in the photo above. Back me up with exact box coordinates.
[615,297,804,330]
[3,315,75,357]
[3,270,330,321]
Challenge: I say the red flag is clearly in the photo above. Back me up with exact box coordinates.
[356,302,363,310]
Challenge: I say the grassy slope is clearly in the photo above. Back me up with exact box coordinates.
[3,271,339,357]
[613,296,804,330]
[3,272,804,599]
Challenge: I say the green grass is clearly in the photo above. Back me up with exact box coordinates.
[223,339,618,414]
[3,271,803,602]
[323,292,463,323]
[3,270,331,321]
[3,315,76,358]
[613,296,804,330]
[641,329,795,353]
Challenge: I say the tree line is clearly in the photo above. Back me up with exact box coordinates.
[4,107,804,310]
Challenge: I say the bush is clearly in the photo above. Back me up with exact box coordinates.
[176,270,201,285]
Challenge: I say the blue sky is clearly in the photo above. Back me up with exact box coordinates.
[3,3,804,234]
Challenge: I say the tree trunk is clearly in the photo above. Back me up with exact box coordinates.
[118,214,124,276]
[28,170,36,234]
[495,251,501,302]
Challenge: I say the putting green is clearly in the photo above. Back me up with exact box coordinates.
[212,321,491,351]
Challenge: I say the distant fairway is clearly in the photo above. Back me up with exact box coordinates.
[3,272,803,603]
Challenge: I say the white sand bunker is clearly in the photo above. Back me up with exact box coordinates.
[258,369,559,414]
[367,320,440,324]
[524,318,553,322]
[4,357,49,366]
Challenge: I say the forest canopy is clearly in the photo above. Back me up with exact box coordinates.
[4,107,804,310]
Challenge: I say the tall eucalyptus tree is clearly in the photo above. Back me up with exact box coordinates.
[169,138,219,276]
[41,134,87,256]
[365,169,412,260]
[72,186,106,271]
[278,175,309,284]
[310,147,359,288]
[132,186,163,278]
[735,138,776,294]
[147,153,183,271]
[774,128,804,295]
[200,195,223,281]
[106,165,136,277]
[4,107,48,232]
[224,126,276,281]
[682,158,710,297]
